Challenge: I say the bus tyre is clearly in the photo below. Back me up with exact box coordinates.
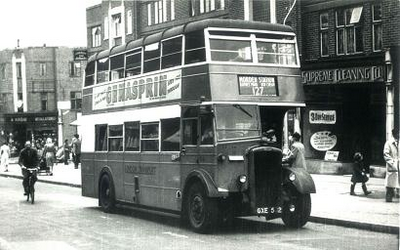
[99,174,115,213]
[186,182,218,233]
[281,193,311,228]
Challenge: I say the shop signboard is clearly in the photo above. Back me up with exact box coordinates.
[324,151,339,161]
[309,110,336,124]
[310,131,337,151]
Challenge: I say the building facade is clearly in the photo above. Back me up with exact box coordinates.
[85,0,399,172]
[0,46,87,152]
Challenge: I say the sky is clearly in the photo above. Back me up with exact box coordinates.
[0,0,101,50]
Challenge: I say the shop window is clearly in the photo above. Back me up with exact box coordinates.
[335,6,364,55]
[109,125,123,151]
[141,123,159,151]
[69,61,81,77]
[161,118,180,151]
[70,91,82,110]
[125,121,140,151]
[161,36,183,69]
[372,4,382,51]
[320,12,329,57]
[92,26,102,48]
[95,124,108,151]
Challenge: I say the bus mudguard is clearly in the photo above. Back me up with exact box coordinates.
[184,169,227,198]
[283,167,316,194]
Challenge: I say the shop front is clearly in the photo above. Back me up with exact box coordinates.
[302,64,387,173]
[4,112,58,153]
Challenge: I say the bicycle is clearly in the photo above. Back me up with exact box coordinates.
[25,167,38,204]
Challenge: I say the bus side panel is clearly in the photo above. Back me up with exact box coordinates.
[159,152,181,211]
[81,152,96,198]
[123,152,141,203]
[107,152,125,201]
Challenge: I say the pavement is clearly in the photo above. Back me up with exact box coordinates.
[1,158,399,235]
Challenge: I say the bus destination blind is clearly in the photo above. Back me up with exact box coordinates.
[238,75,278,97]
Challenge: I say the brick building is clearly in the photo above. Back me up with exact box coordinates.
[300,0,399,171]
[0,45,87,152]
[85,0,398,172]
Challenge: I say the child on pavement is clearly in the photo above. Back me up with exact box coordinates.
[350,152,372,196]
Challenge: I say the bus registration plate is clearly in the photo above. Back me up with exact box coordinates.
[256,206,282,214]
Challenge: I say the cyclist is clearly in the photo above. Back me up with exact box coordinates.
[18,141,39,196]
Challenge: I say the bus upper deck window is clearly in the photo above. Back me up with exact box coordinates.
[126,49,142,77]
[256,42,297,66]
[185,31,206,64]
[97,58,109,84]
[210,39,252,62]
[162,37,183,69]
[144,43,160,73]
[85,61,95,86]
[110,54,124,80]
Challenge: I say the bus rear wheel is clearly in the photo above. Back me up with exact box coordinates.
[186,182,218,233]
[281,193,311,228]
[99,174,115,213]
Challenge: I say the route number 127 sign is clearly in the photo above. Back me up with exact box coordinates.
[238,75,278,97]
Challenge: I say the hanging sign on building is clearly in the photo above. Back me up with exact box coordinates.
[302,65,384,85]
[309,110,336,124]
[73,49,88,61]
[310,131,337,151]
[93,69,182,110]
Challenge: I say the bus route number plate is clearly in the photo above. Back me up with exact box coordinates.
[238,75,278,97]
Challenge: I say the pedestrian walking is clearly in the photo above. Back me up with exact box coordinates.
[63,139,71,165]
[43,138,56,176]
[18,141,38,196]
[350,152,371,196]
[0,142,10,172]
[283,132,306,169]
[383,128,399,202]
[71,134,81,169]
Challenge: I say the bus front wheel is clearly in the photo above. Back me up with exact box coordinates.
[99,174,116,213]
[185,182,219,233]
[281,193,311,228]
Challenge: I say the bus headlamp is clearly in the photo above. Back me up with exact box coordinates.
[238,175,247,184]
[289,173,296,182]
[217,153,226,162]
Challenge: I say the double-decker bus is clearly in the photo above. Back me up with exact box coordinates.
[81,19,315,233]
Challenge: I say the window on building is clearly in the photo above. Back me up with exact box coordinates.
[70,91,82,110]
[144,43,160,73]
[104,17,109,40]
[125,121,140,151]
[39,63,46,76]
[320,12,329,57]
[69,61,81,77]
[92,26,102,47]
[335,6,364,55]
[0,93,7,112]
[372,4,382,51]
[161,118,180,151]
[41,93,48,111]
[112,13,122,38]
[161,36,183,69]
[125,49,142,77]
[0,64,5,80]
[110,54,124,80]
[16,63,22,78]
[191,0,224,16]
[127,10,133,35]
[147,0,175,26]
[108,125,123,151]
[141,123,159,151]
[95,124,108,151]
